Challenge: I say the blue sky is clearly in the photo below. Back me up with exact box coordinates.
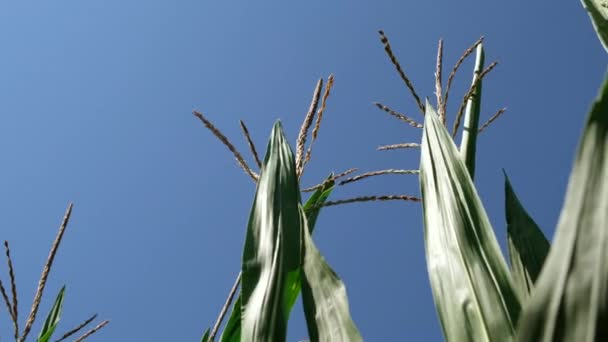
[0,1,604,341]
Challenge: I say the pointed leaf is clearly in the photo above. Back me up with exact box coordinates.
[37,286,65,342]
[516,72,608,342]
[200,328,210,342]
[581,0,608,53]
[240,121,302,342]
[420,102,520,342]
[302,177,335,232]
[300,209,362,342]
[504,172,550,300]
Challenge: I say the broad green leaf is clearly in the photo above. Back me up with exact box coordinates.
[221,177,335,342]
[419,102,520,342]
[240,121,303,342]
[459,44,484,179]
[37,286,65,342]
[200,328,210,342]
[504,172,550,300]
[516,72,608,342]
[300,208,362,342]
[581,0,608,53]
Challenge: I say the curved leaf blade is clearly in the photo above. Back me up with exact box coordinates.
[300,209,362,342]
[240,121,302,342]
[516,72,608,342]
[420,102,520,342]
[504,172,550,300]
[37,286,65,342]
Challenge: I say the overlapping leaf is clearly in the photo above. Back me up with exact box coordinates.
[419,103,520,342]
[300,209,362,342]
[220,178,335,342]
[504,172,550,300]
[516,72,608,342]
[37,286,65,342]
[581,0,608,53]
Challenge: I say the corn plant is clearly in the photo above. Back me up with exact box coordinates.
[381,1,608,341]
[194,66,427,341]
[196,1,607,341]
[193,119,365,342]
[0,204,108,342]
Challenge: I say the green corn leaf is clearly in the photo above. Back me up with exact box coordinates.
[419,102,520,342]
[516,72,608,342]
[220,178,335,342]
[581,0,608,53]
[239,120,303,342]
[200,328,210,342]
[459,44,484,179]
[504,171,550,300]
[220,296,241,342]
[302,177,335,232]
[285,177,335,312]
[300,207,362,342]
[37,286,65,342]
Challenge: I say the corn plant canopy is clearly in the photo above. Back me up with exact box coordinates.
[37,286,65,342]
[581,0,608,53]
[504,172,550,300]
[238,122,359,342]
[516,72,608,342]
[419,102,520,342]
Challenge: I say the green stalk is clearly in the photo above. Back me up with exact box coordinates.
[459,44,484,179]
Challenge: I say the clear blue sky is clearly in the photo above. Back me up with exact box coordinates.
[0,1,603,341]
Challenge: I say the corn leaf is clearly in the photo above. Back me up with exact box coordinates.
[504,171,550,300]
[419,102,520,342]
[300,208,362,342]
[239,121,302,342]
[37,286,65,342]
[200,328,210,342]
[459,44,484,179]
[581,0,608,53]
[285,178,335,312]
[220,178,335,342]
[516,72,608,342]
[302,178,335,232]
[220,296,241,342]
